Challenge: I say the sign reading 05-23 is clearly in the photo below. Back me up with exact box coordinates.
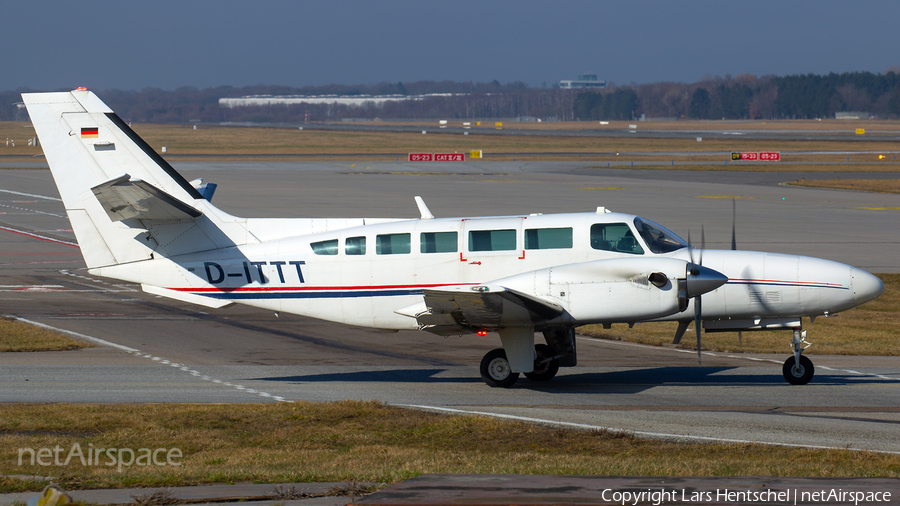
[732,151,780,161]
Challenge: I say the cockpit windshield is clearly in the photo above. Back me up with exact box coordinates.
[633,218,689,254]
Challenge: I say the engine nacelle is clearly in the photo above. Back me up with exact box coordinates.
[491,257,727,325]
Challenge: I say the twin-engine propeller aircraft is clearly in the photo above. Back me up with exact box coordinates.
[23,90,884,387]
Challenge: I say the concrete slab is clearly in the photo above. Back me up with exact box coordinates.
[0,482,370,506]
[357,474,900,505]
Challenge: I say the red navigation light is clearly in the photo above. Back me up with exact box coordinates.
[476,329,488,337]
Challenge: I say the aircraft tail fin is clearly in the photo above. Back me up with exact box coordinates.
[22,90,253,270]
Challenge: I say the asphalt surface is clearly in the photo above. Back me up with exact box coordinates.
[1,162,899,453]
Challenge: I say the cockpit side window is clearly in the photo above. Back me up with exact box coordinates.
[633,218,688,254]
[590,223,644,255]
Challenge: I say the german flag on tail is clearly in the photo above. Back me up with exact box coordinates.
[81,127,98,138]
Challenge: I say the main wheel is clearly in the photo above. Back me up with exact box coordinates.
[480,348,519,388]
[525,344,560,382]
[782,355,814,385]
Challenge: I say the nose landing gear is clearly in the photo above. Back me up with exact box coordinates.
[782,327,814,385]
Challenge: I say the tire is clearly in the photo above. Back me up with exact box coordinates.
[525,344,560,382]
[480,348,519,388]
[782,355,814,385]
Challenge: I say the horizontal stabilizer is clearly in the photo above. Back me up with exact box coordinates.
[92,174,202,223]
[142,284,234,309]
[416,285,565,335]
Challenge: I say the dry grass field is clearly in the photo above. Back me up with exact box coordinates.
[3,120,900,167]
[0,317,92,352]
[2,402,898,494]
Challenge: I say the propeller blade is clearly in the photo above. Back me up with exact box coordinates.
[700,225,705,266]
[687,230,695,267]
[673,320,690,344]
[731,199,737,250]
[694,296,702,364]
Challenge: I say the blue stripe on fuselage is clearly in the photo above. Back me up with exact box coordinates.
[726,281,848,290]
[200,289,425,300]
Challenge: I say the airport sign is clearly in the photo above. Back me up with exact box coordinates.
[409,153,465,162]
[434,153,464,161]
[732,152,780,161]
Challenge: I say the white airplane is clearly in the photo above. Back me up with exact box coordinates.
[23,89,884,388]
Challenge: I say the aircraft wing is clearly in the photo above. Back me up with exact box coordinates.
[92,174,202,222]
[411,285,565,335]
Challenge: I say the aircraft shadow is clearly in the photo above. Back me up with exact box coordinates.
[249,366,895,393]
[254,368,480,384]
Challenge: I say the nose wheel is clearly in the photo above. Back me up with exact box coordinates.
[782,327,814,385]
[783,355,814,385]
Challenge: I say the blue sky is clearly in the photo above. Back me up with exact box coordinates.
[4,0,899,91]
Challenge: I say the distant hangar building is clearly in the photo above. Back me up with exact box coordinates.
[559,74,607,89]
[219,93,462,108]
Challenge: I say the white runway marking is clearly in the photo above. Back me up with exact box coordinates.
[0,225,79,247]
[579,335,900,380]
[397,404,900,455]
[0,202,66,218]
[0,188,62,201]
[7,316,290,403]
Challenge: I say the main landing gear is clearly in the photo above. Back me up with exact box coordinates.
[479,344,561,388]
[782,327,814,385]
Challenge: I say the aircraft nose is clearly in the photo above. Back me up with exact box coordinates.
[851,269,884,304]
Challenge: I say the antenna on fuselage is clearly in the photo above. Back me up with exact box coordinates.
[414,196,434,220]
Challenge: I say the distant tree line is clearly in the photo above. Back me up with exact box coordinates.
[573,89,640,121]
[573,71,900,121]
[3,71,900,123]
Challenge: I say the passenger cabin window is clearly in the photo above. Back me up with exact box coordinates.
[468,229,516,251]
[311,239,338,256]
[421,231,457,253]
[525,227,573,250]
[345,236,366,255]
[590,223,644,255]
[376,233,411,255]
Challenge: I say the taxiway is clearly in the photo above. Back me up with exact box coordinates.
[1,162,898,452]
